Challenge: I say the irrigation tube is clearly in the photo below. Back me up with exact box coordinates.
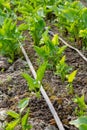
[48,30,87,62]
[19,42,65,130]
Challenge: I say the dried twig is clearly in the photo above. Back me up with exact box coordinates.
[19,42,65,130]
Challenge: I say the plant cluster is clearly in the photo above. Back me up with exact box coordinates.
[51,1,87,49]
[0,0,86,130]
[0,18,23,60]
[34,32,66,69]
[5,98,31,130]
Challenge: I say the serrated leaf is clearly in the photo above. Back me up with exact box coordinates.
[7,110,20,119]
[68,70,77,83]
[52,34,59,45]
[36,62,47,82]
[6,119,20,130]
[18,98,29,113]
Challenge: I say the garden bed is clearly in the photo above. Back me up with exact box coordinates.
[0,0,87,130]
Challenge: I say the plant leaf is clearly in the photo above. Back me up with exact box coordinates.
[6,119,20,130]
[21,109,30,129]
[22,73,38,90]
[7,110,20,119]
[18,98,29,113]
[67,70,77,83]
[79,124,87,130]
[52,34,59,45]
[70,116,87,128]
[36,61,47,82]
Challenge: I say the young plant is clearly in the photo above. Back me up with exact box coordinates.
[55,55,72,82]
[66,70,77,94]
[22,62,47,97]
[27,14,45,45]
[34,31,66,69]
[54,1,87,48]
[73,95,87,116]
[70,116,87,130]
[5,98,31,130]
[18,3,45,46]
[79,29,87,49]
[0,18,23,61]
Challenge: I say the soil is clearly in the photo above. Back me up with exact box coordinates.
[0,1,87,130]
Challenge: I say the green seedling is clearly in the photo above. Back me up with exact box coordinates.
[5,98,32,130]
[55,55,72,82]
[16,2,45,46]
[27,15,45,45]
[79,28,87,49]
[34,31,66,69]
[0,18,24,60]
[53,1,87,48]
[22,62,47,97]
[70,116,87,130]
[73,95,87,116]
[66,70,77,94]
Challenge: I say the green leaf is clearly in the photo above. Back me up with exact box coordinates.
[18,98,29,113]
[22,73,39,91]
[63,8,78,22]
[6,119,20,130]
[70,116,87,128]
[67,70,77,83]
[18,23,29,31]
[74,95,87,111]
[52,34,59,45]
[60,55,66,64]
[21,109,30,129]
[36,62,47,82]
[79,124,87,130]
[34,46,47,58]
[7,110,20,119]
[57,46,67,55]
[79,29,87,38]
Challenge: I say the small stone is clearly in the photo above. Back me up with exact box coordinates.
[45,125,58,130]
[0,109,7,121]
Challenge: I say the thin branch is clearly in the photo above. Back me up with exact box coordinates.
[48,30,87,62]
[19,42,65,130]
